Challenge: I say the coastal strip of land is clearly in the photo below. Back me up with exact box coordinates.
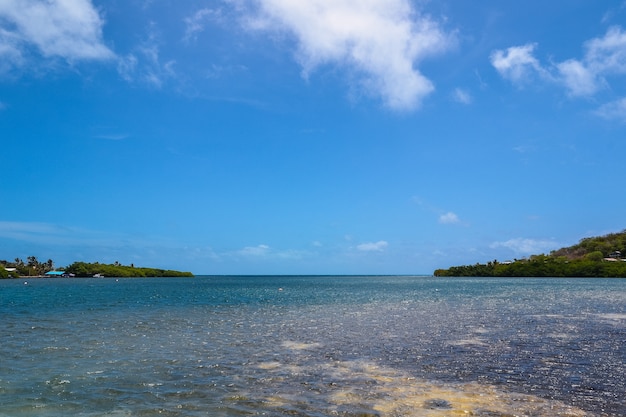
[1,257,193,278]
[435,230,626,277]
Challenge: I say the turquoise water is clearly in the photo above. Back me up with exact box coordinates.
[1,276,624,416]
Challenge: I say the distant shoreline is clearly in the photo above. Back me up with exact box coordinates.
[435,230,626,278]
[2,259,193,279]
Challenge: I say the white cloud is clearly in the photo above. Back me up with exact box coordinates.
[234,244,309,260]
[595,97,626,122]
[490,238,557,255]
[556,27,626,97]
[452,88,472,104]
[238,244,271,257]
[492,26,626,99]
[0,0,114,68]
[413,197,463,225]
[490,43,548,85]
[117,54,138,81]
[0,28,24,71]
[584,26,626,74]
[357,240,388,252]
[183,8,222,42]
[117,28,176,88]
[241,0,455,110]
[556,59,601,97]
[438,212,460,224]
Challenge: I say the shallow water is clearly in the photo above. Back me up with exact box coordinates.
[1,276,624,416]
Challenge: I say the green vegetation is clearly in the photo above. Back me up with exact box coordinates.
[1,256,54,278]
[0,267,10,279]
[1,257,193,278]
[65,261,193,278]
[434,230,626,278]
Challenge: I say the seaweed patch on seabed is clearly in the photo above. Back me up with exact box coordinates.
[245,343,588,417]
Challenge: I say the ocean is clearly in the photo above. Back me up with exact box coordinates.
[1,275,624,416]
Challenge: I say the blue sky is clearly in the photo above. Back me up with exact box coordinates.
[1,0,626,275]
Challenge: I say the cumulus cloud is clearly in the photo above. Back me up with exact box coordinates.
[0,0,114,69]
[490,238,558,255]
[241,0,455,110]
[556,59,600,96]
[438,212,460,224]
[555,26,626,97]
[491,26,626,100]
[357,240,388,252]
[584,26,626,74]
[595,97,626,122]
[490,43,548,85]
[413,197,463,225]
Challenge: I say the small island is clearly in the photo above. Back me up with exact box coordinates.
[1,257,193,279]
[434,230,626,277]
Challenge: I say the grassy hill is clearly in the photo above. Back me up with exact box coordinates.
[434,230,626,277]
[549,230,626,260]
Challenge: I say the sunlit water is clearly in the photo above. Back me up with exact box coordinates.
[1,276,624,416]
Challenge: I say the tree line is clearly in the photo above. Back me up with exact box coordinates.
[434,229,626,278]
[1,256,193,278]
[434,255,626,277]
[65,261,193,278]
[1,256,54,278]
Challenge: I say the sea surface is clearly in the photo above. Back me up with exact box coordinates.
[1,276,625,416]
